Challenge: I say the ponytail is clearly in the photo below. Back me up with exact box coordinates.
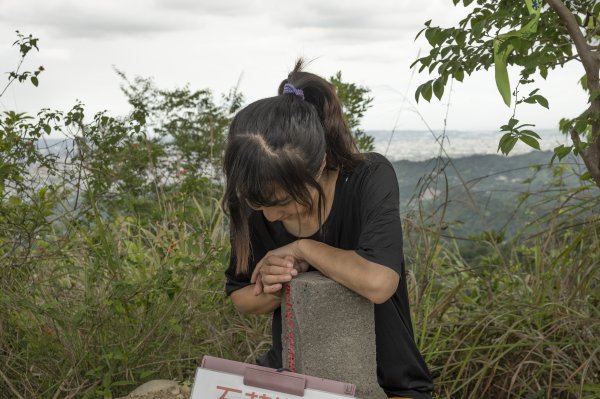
[278,59,364,171]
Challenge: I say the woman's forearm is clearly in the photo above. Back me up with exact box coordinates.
[230,284,281,314]
[297,239,399,304]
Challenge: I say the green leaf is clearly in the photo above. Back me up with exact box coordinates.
[425,28,439,46]
[455,68,464,82]
[520,129,540,139]
[508,118,519,129]
[493,38,513,107]
[558,118,572,133]
[102,372,112,389]
[515,123,535,130]
[534,95,549,108]
[433,78,445,100]
[31,76,38,87]
[416,81,434,103]
[519,135,540,150]
[552,144,572,161]
[579,74,588,90]
[415,27,427,40]
[43,124,51,134]
[574,119,587,134]
[422,81,433,102]
[492,5,541,107]
[498,133,518,154]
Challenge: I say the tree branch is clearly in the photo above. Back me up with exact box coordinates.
[546,0,599,89]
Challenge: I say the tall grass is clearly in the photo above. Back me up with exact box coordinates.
[0,187,270,398]
[405,158,600,398]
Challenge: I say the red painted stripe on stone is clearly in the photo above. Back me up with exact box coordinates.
[284,283,296,372]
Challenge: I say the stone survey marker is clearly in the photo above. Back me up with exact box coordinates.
[188,272,386,399]
[282,272,387,399]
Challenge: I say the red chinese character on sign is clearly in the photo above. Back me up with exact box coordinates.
[258,394,272,399]
[245,392,258,399]
[216,385,243,399]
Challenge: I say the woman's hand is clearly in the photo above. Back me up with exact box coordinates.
[251,241,309,295]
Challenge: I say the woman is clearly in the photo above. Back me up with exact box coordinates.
[223,60,433,398]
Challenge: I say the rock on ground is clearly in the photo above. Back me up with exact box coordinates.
[117,380,191,399]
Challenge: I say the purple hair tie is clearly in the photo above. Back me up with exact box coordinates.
[282,83,304,100]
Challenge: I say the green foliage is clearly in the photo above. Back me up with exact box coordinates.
[113,71,243,217]
[0,33,263,397]
[404,155,600,398]
[413,0,600,187]
[498,117,541,154]
[0,199,270,398]
[329,71,375,152]
[1,31,44,98]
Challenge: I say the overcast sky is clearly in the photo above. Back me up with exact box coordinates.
[0,0,586,134]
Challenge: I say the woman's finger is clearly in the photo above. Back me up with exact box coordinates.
[284,255,299,276]
[261,270,293,286]
[252,254,295,295]
[254,275,264,295]
[263,282,283,294]
[264,255,294,269]
[251,261,262,284]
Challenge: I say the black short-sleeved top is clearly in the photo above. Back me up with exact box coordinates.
[225,152,433,398]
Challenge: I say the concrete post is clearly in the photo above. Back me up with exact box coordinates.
[281,272,386,399]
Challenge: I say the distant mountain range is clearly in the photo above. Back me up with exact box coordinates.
[391,151,594,238]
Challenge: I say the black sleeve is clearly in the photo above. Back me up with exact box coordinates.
[354,156,404,275]
[224,251,252,296]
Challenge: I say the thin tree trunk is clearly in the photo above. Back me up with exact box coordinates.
[547,0,600,189]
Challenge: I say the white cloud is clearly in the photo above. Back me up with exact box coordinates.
[153,0,261,17]
[0,0,198,39]
[272,0,447,43]
[0,0,439,43]
[0,0,584,134]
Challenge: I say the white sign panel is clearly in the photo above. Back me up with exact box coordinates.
[191,368,354,399]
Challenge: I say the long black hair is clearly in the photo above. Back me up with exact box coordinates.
[224,59,364,274]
